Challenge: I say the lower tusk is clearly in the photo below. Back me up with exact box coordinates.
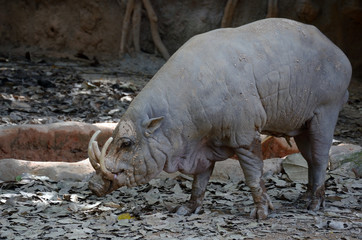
[88,130,101,170]
[99,136,114,179]
[92,141,102,162]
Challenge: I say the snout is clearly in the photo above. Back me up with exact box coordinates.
[88,173,117,196]
[88,131,137,195]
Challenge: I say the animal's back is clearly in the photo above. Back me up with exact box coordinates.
[157,18,352,138]
[131,18,351,145]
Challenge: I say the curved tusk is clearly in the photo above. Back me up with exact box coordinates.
[99,136,114,179]
[88,130,101,170]
[92,141,102,161]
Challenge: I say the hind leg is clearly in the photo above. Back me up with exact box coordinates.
[294,107,340,210]
[294,131,320,207]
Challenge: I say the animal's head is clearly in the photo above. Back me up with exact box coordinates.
[88,117,166,196]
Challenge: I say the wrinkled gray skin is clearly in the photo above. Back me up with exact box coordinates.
[89,18,351,219]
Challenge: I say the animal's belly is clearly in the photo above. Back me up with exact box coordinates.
[261,128,304,138]
[259,93,314,138]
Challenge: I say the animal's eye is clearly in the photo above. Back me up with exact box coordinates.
[120,138,133,148]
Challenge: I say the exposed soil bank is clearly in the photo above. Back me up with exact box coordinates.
[0,122,116,162]
[0,0,361,76]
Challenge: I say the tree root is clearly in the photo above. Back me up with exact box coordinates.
[266,0,278,18]
[221,0,279,28]
[119,0,135,56]
[143,0,170,59]
[118,0,170,59]
[132,0,142,52]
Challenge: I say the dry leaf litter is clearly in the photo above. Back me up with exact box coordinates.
[0,171,361,239]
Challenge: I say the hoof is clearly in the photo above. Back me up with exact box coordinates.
[172,204,203,216]
[307,197,324,211]
[250,204,269,220]
[250,193,274,220]
[298,188,325,211]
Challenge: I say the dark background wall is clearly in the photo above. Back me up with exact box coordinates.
[0,0,361,76]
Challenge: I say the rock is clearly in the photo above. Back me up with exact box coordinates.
[211,159,245,182]
[0,122,117,162]
[0,157,284,183]
[328,220,352,230]
[0,159,94,181]
[282,144,362,182]
[328,145,362,178]
[329,162,359,179]
[9,112,23,121]
[210,157,283,182]
[263,158,284,178]
[10,101,31,112]
[282,153,308,184]
[329,143,362,170]
[261,136,299,160]
[329,143,362,178]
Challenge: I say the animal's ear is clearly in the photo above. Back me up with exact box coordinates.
[143,116,164,137]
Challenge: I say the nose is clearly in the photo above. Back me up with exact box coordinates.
[88,173,111,197]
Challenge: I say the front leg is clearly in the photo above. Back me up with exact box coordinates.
[236,138,274,220]
[173,163,215,215]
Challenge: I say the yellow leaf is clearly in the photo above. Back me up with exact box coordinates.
[117,213,134,220]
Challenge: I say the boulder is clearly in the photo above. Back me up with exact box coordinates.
[282,144,362,183]
[211,158,283,182]
[0,158,94,182]
[329,143,362,170]
[329,144,362,178]
[282,153,308,184]
[0,157,284,183]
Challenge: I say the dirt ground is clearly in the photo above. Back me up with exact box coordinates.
[0,55,361,239]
